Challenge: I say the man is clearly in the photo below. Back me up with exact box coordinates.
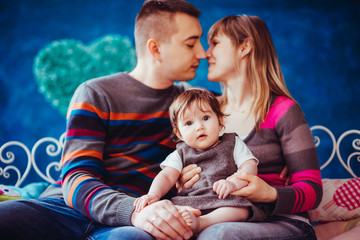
[0,1,205,239]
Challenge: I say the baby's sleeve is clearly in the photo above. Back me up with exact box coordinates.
[160,150,183,173]
[233,136,259,168]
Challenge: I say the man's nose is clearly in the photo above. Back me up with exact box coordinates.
[196,43,206,59]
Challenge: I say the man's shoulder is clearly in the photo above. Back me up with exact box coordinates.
[85,72,128,87]
[75,72,132,97]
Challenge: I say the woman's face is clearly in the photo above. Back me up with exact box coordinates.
[206,33,237,83]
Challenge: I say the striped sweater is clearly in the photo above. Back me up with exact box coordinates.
[244,95,323,218]
[41,72,187,226]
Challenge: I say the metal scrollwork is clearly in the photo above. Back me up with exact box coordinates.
[1,126,359,187]
[30,132,66,183]
[310,125,336,170]
[336,130,360,178]
[0,141,31,187]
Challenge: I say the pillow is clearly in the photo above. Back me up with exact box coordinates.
[9,182,50,199]
[309,178,360,222]
[0,185,22,202]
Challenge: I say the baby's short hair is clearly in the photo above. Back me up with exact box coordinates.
[169,88,226,137]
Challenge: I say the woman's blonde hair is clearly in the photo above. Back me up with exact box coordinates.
[208,15,295,131]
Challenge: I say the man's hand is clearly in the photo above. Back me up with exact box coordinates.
[131,199,194,240]
[133,194,160,212]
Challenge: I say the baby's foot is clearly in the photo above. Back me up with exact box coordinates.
[180,209,200,233]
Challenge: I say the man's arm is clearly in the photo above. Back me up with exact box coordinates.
[61,80,196,240]
[61,82,135,226]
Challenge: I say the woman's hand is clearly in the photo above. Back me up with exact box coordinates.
[131,199,195,240]
[176,164,201,193]
[279,166,291,186]
[230,172,278,203]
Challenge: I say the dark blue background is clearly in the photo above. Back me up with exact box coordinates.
[1,0,359,185]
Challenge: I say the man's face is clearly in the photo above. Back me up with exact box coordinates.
[159,13,205,82]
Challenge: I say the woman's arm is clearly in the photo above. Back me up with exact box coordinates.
[240,96,323,214]
[271,100,322,214]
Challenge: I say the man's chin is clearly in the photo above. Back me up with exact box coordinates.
[177,74,196,82]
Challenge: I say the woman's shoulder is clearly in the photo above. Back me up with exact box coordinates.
[270,95,297,109]
[261,95,302,129]
[268,95,301,116]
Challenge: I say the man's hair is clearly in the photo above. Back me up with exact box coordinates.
[134,0,201,56]
[169,88,226,140]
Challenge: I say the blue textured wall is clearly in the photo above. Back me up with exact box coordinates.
[1,0,359,184]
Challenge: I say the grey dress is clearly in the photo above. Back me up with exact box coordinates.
[171,133,267,221]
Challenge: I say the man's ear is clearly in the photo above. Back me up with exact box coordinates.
[147,39,161,62]
[239,39,252,57]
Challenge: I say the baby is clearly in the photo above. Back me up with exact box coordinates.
[134,88,260,233]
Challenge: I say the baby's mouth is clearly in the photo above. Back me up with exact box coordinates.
[197,134,207,139]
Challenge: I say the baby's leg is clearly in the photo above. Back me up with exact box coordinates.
[180,207,249,234]
[199,207,249,231]
[180,209,200,233]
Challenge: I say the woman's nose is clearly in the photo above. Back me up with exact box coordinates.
[205,48,212,58]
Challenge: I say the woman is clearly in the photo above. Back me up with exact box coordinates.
[179,15,323,239]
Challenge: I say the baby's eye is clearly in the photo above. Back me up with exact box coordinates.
[202,116,210,121]
[185,121,193,126]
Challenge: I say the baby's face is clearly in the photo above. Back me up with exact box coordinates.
[177,102,221,150]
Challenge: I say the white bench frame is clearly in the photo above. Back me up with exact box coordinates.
[1,126,359,187]
[1,133,66,186]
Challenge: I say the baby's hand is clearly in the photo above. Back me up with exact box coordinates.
[213,179,237,199]
[133,194,160,212]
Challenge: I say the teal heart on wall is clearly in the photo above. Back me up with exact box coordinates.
[33,35,136,116]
